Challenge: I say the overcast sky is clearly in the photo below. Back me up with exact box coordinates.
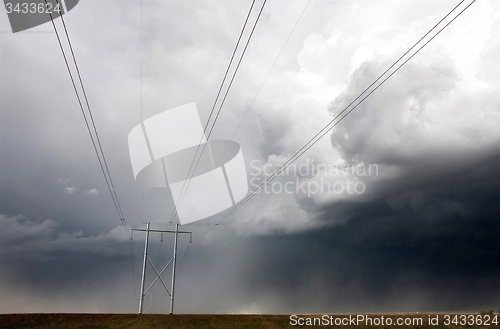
[1,0,499,314]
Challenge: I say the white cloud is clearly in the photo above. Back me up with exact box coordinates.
[64,187,76,194]
[84,188,99,196]
[221,0,500,234]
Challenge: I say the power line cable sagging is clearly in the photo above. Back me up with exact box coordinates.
[210,0,476,229]
[166,0,267,229]
[181,0,312,216]
[43,0,131,239]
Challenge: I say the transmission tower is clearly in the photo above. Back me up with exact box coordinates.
[132,222,192,314]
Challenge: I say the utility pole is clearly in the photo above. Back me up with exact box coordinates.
[170,224,178,314]
[138,222,150,314]
[132,223,192,314]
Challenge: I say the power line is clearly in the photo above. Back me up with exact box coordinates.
[166,0,257,229]
[186,0,312,210]
[43,0,131,239]
[59,6,127,224]
[209,0,476,230]
[167,0,267,228]
[203,0,258,139]
[204,0,268,142]
[229,0,311,143]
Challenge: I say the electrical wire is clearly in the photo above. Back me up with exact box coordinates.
[187,0,312,209]
[43,0,131,239]
[167,0,268,229]
[204,0,268,142]
[208,0,476,230]
[229,0,311,143]
[166,0,257,229]
[166,0,264,229]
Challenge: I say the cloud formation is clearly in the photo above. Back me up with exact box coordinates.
[0,0,498,314]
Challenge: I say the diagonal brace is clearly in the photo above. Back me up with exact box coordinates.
[144,256,173,296]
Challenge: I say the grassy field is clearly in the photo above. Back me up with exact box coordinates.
[1,313,499,329]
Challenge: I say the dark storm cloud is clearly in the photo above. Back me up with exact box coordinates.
[321,27,499,218]
[0,214,130,260]
[191,0,499,313]
[0,213,132,291]
[201,156,499,313]
[2,159,499,313]
[229,47,498,312]
[0,213,137,312]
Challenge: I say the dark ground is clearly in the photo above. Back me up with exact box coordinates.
[1,313,500,329]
